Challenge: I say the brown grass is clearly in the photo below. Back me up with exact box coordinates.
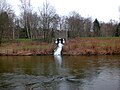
[0,40,54,56]
[63,37,120,55]
[0,37,120,56]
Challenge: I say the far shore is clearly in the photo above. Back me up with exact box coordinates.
[0,37,120,56]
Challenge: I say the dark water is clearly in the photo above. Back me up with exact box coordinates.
[0,55,119,90]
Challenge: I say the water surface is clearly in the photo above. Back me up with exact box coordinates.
[0,55,119,90]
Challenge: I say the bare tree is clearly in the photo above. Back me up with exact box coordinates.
[83,17,92,37]
[100,21,117,37]
[67,11,84,38]
[29,12,39,38]
[38,1,57,41]
[19,0,34,39]
[13,18,21,39]
[58,16,68,30]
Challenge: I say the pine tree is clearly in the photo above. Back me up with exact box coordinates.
[0,12,9,44]
[93,19,101,37]
[116,23,120,37]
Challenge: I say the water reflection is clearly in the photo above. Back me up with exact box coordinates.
[54,55,63,76]
[0,55,119,90]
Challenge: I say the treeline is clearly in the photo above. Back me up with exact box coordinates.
[0,0,120,44]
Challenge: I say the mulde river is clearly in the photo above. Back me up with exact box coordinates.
[0,55,119,90]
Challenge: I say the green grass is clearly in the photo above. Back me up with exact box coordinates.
[16,39,32,42]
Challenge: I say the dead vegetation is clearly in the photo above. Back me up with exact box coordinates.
[0,37,120,56]
[63,37,120,55]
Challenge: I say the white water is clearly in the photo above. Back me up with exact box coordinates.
[54,41,63,56]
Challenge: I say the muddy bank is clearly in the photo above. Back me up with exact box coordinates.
[0,48,120,56]
[0,50,54,56]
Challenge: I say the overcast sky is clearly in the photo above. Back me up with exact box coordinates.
[8,0,120,22]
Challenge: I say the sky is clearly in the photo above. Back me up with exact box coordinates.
[7,0,120,22]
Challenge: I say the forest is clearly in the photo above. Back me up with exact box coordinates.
[0,0,120,44]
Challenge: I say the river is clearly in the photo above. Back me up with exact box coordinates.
[0,55,119,90]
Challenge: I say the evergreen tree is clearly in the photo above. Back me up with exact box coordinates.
[115,23,120,37]
[93,19,101,37]
[0,12,9,44]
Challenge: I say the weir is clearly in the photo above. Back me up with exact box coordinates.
[54,38,65,76]
[54,38,65,56]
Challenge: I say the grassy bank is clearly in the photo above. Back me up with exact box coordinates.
[63,37,120,55]
[0,37,120,56]
[0,39,54,56]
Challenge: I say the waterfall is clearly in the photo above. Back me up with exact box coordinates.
[54,38,65,56]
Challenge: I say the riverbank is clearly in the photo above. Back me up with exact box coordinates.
[63,37,120,55]
[0,39,54,56]
[0,37,120,56]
